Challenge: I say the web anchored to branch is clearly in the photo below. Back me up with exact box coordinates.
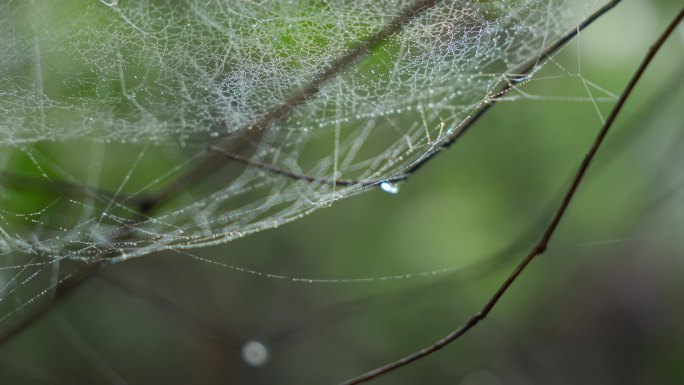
[1,0,623,364]
[342,4,684,383]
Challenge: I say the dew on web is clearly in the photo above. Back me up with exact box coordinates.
[0,0,620,336]
[4,1,680,384]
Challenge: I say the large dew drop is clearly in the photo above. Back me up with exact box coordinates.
[241,340,269,367]
[379,182,400,195]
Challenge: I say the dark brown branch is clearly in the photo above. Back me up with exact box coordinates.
[403,0,623,176]
[204,0,623,189]
[207,146,387,187]
[340,5,684,384]
[140,0,441,212]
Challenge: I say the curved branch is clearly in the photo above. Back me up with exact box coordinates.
[203,1,624,190]
[340,5,684,384]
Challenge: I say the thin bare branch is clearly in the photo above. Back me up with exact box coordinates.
[340,5,684,384]
[207,146,385,187]
[205,1,623,190]
[404,0,622,176]
[139,0,441,213]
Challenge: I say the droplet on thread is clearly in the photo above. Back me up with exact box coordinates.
[511,73,532,84]
[241,341,268,367]
[379,182,399,195]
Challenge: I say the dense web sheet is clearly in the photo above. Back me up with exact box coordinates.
[0,0,607,322]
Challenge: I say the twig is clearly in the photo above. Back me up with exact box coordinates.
[403,0,623,176]
[204,1,623,189]
[340,5,684,385]
[137,0,441,213]
[207,146,383,187]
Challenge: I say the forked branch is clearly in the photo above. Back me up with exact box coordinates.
[340,5,684,385]
[207,0,623,191]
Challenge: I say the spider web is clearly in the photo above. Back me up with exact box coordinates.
[0,0,609,324]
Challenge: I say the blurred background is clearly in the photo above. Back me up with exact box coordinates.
[1,0,683,384]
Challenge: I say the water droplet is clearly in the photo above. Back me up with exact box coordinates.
[379,182,399,195]
[511,74,531,84]
[241,341,268,367]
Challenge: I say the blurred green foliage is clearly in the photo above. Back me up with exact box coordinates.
[1,1,683,384]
